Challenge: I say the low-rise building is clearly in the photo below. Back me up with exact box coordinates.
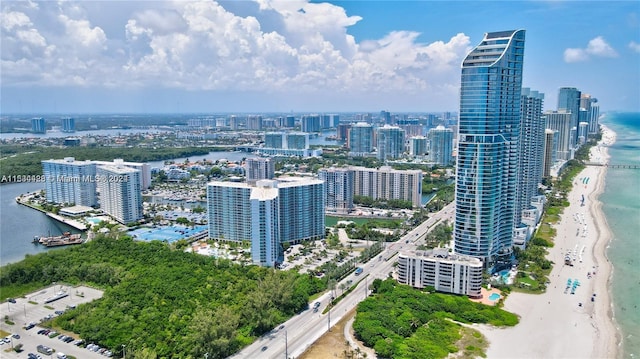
[397,249,483,298]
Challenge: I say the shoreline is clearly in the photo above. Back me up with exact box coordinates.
[476,127,620,358]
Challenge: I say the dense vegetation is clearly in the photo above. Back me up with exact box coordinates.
[0,236,324,358]
[417,222,453,250]
[353,279,518,359]
[0,145,213,179]
[353,195,414,209]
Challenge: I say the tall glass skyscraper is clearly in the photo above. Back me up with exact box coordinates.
[454,30,525,272]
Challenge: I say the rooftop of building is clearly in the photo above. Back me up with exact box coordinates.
[399,248,483,265]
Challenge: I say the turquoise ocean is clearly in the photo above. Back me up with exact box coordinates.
[599,112,640,358]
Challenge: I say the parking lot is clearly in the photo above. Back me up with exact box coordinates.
[1,285,108,359]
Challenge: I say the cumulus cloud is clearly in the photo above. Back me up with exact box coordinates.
[1,0,470,103]
[564,36,617,63]
[629,41,640,53]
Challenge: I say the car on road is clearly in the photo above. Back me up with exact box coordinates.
[12,333,20,339]
[261,346,268,351]
[8,298,16,303]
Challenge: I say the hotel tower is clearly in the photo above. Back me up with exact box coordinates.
[454,30,525,271]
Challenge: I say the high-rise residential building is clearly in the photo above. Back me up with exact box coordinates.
[96,164,143,224]
[348,122,374,156]
[336,124,351,141]
[285,115,296,128]
[409,136,428,157]
[578,122,589,145]
[286,133,309,149]
[380,110,392,125]
[557,87,581,145]
[93,159,151,189]
[377,125,405,161]
[516,88,545,228]
[31,117,46,133]
[329,114,340,128]
[454,29,525,271]
[247,115,263,130]
[397,249,483,297]
[61,117,75,132]
[42,157,97,207]
[245,158,275,183]
[318,167,355,214]
[229,115,239,130]
[265,132,285,149]
[580,94,600,135]
[207,178,325,267]
[542,129,558,178]
[352,166,423,207]
[301,114,321,132]
[545,110,573,160]
[427,126,454,166]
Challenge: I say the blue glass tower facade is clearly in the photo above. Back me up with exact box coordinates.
[454,30,525,271]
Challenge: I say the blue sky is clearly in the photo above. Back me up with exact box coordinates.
[1,0,639,114]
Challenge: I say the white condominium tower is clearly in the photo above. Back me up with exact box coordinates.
[352,166,423,207]
[42,157,97,207]
[454,30,525,272]
[207,177,325,267]
[96,164,143,224]
[397,249,483,297]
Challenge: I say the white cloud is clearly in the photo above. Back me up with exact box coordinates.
[563,48,588,63]
[629,41,640,53]
[564,36,617,63]
[585,36,617,57]
[1,0,470,104]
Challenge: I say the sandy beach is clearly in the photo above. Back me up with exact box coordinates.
[476,127,620,359]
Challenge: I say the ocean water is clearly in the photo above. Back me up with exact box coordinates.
[599,112,640,358]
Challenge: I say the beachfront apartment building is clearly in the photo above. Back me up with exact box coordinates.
[397,249,483,298]
[207,177,325,267]
[454,29,525,272]
[517,88,545,231]
[352,166,423,207]
[96,164,143,224]
[318,167,355,214]
[43,157,97,207]
[557,87,581,145]
[545,110,573,161]
[542,129,558,178]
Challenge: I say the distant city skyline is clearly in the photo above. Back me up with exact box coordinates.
[2,1,639,114]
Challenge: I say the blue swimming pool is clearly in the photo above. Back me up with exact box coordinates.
[489,293,501,301]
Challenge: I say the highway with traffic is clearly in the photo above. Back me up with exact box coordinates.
[230,202,455,359]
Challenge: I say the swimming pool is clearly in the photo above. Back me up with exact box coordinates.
[489,293,501,301]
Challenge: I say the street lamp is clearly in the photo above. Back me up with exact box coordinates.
[122,344,126,359]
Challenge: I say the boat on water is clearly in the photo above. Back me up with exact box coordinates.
[33,232,83,247]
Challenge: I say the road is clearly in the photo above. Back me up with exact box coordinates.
[230,202,456,359]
